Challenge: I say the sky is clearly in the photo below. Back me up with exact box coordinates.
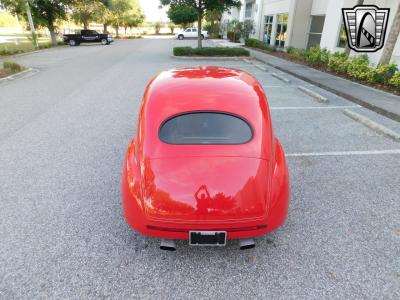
[140,0,169,23]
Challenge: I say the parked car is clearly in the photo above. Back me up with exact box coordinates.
[122,66,290,251]
[175,28,208,40]
[63,30,113,46]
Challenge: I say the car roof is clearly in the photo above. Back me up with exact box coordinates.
[138,66,273,159]
[143,66,266,118]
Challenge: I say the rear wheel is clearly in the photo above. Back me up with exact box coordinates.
[201,34,204,40]
[101,38,108,45]
[178,34,184,40]
[69,39,76,46]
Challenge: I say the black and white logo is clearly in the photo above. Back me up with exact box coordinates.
[342,5,390,52]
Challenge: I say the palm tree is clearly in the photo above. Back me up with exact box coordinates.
[379,2,400,65]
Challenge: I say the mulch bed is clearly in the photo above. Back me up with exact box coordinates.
[246,46,400,96]
[0,69,12,79]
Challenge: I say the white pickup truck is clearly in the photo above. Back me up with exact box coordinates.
[175,28,208,40]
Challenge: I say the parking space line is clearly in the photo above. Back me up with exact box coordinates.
[271,106,360,110]
[286,149,400,157]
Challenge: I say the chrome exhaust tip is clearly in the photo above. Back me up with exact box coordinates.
[239,238,255,250]
[160,239,176,251]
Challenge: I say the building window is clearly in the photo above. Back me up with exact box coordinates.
[337,23,347,48]
[275,13,288,48]
[264,15,274,45]
[307,15,326,48]
[245,2,253,19]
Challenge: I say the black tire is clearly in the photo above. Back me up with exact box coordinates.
[69,39,76,46]
[201,34,204,40]
[178,34,184,40]
[101,38,108,45]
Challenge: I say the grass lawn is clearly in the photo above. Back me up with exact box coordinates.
[0,38,63,56]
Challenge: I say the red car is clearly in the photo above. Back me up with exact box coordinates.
[122,66,289,250]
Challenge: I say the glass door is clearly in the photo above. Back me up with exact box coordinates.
[275,13,288,48]
[264,15,274,45]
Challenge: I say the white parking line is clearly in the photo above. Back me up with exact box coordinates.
[286,149,400,157]
[270,106,361,110]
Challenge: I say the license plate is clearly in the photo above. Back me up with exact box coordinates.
[189,231,227,246]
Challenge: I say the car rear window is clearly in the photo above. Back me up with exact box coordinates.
[159,112,253,145]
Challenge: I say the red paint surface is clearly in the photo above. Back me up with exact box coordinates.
[122,67,289,240]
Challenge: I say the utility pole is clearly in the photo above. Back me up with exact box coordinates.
[25,0,39,48]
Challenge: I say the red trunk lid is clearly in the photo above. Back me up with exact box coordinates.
[141,157,270,223]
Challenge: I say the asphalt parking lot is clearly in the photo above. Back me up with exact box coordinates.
[1,38,400,299]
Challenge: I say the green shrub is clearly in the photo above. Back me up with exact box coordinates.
[287,47,305,60]
[245,38,276,51]
[328,52,349,74]
[347,54,371,81]
[173,47,250,57]
[320,48,331,65]
[3,61,25,73]
[245,39,399,90]
[367,63,398,84]
[304,46,321,65]
[302,46,331,66]
[227,31,241,42]
[388,72,400,88]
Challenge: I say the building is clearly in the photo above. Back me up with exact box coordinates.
[222,0,400,65]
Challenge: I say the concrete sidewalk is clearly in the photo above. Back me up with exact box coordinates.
[249,48,400,122]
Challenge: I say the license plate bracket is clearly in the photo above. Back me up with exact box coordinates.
[189,231,227,246]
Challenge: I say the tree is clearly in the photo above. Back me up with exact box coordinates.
[2,0,71,46]
[121,0,144,35]
[205,8,222,38]
[167,4,198,29]
[168,22,175,34]
[122,11,144,35]
[96,0,113,33]
[160,0,241,48]
[108,0,131,37]
[379,2,400,65]
[71,0,104,29]
[154,22,162,35]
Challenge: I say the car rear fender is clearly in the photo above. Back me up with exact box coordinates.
[268,138,290,231]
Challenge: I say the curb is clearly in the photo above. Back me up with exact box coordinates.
[250,49,400,123]
[171,55,245,61]
[0,68,36,83]
[242,58,254,64]
[298,86,328,103]
[272,73,291,83]
[343,109,400,141]
[0,45,68,59]
[254,64,268,71]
